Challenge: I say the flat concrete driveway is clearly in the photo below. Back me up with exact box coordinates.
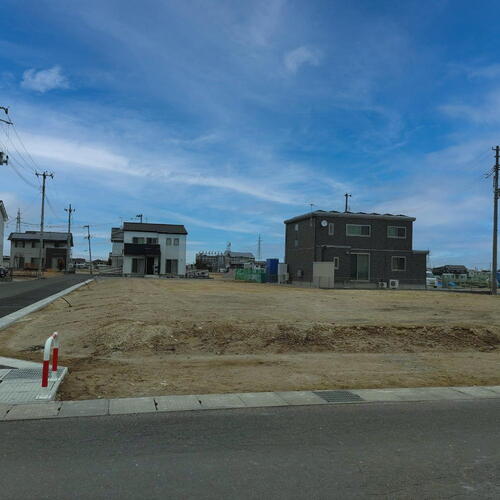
[1,399,499,499]
[0,274,90,317]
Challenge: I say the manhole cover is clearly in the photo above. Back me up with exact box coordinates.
[314,390,364,403]
[3,368,42,380]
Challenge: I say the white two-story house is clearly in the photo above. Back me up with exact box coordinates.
[0,201,7,266]
[122,222,187,276]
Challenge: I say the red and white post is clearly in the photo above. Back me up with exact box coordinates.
[41,332,59,388]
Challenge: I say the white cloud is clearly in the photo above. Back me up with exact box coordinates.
[21,66,69,93]
[284,46,321,74]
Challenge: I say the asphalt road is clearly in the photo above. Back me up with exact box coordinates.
[1,400,499,499]
[0,274,91,317]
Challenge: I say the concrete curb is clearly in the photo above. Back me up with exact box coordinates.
[0,279,94,331]
[1,385,499,422]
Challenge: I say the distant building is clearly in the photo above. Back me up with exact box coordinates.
[196,251,225,272]
[432,265,468,276]
[0,201,7,266]
[196,250,256,271]
[284,210,428,288]
[122,222,187,276]
[109,227,124,268]
[9,231,73,270]
[224,251,255,269]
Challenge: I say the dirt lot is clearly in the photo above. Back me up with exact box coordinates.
[0,277,499,399]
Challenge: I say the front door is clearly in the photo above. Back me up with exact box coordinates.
[350,253,370,281]
[146,257,155,275]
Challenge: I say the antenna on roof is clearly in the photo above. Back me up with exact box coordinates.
[344,193,352,212]
[135,214,143,223]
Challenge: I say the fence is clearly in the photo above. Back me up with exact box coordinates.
[234,268,266,283]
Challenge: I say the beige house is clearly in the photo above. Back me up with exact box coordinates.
[9,231,73,270]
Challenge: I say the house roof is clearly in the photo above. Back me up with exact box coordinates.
[8,231,73,245]
[226,251,255,258]
[0,201,8,221]
[123,222,188,235]
[284,210,416,224]
[111,227,124,242]
[432,265,468,275]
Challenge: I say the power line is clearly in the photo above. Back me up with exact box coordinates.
[7,160,39,189]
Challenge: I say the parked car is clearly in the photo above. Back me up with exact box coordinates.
[426,271,437,288]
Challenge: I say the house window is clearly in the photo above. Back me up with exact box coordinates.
[173,238,179,246]
[166,238,172,246]
[32,241,39,248]
[132,258,144,273]
[294,239,298,248]
[297,269,303,278]
[132,237,145,244]
[391,256,406,271]
[333,256,339,270]
[15,241,25,248]
[328,223,334,236]
[147,237,158,244]
[294,223,299,231]
[388,226,407,239]
[346,224,371,237]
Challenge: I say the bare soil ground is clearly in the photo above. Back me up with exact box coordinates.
[0,277,499,399]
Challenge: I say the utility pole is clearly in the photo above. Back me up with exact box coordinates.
[491,146,499,295]
[83,225,93,275]
[135,214,143,223]
[257,234,262,261]
[64,204,75,272]
[15,209,21,232]
[35,171,53,278]
[344,193,352,212]
[0,106,12,125]
[0,107,11,166]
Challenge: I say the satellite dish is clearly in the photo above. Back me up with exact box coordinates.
[321,220,328,227]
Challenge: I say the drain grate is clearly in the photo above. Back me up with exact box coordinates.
[314,390,364,403]
[3,368,42,380]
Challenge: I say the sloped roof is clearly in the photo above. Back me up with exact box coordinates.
[111,227,124,242]
[8,231,73,245]
[123,222,188,235]
[284,210,416,224]
[226,251,255,258]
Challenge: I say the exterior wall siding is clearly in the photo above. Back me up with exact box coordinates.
[0,216,4,265]
[10,240,70,269]
[284,214,426,288]
[123,230,186,275]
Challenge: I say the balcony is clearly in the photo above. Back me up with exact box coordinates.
[124,243,161,256]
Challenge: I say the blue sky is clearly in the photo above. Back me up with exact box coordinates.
[0,0,499,266]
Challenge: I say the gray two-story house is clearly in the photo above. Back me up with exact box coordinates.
[284,210,428,288]
[9,231,73,270]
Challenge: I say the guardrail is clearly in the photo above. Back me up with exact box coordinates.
[41,332,59,388]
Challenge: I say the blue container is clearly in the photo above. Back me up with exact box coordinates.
[266,258,279,276]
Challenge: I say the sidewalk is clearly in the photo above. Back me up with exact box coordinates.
[0,356,67,404]
[1,385,499,421]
